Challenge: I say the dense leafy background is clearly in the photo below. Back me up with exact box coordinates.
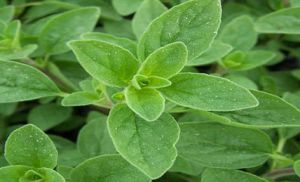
[1,0,300,182]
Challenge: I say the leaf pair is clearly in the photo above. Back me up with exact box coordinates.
[1,124,64,182]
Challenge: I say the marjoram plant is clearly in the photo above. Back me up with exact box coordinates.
[1,0,300,181]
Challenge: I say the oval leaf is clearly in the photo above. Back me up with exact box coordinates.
[69,40,139,87]
[177,122,273,169]
[220,90,300,128]
[138,0,221,62]
[39,7,100,55]
[160,73,258,111]
[0,60,61,103]
[125,86,165,121]
[108,104,180,179]
[138,42,187,79]
[5,124,58,168]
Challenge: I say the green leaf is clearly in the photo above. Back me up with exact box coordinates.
[125,86,165,121]
[160,73,258,111]
[0,6,14,23]
[219,15,257,51]
[108,104,180,178]
[138,42,187,78]
[5,124,58,168]
[177,122,273,169]
[20,168,65,182]
[188,41,232,66]
[71,155,150,182]
[0,165,32,182]
[294,160,300,177]
[0,60,61,103]
[69,40,139,87]
[82,32,137,55]
[169,156,204,176]
[255,7,300,34]
[202,169,268,182]
[0,44,37,60]
[138,0,221,62]
[112,0,144,16]
[61,92,101,106]
[225,74,258,90]
[28,104,72,131]
[77,119,116,158]
[220,90,300,128]
[221,50,276,71]
[39,7,100,55]
[132,0,167,39]
[132,75,171,89]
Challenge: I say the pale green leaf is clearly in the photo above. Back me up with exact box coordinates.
[82,32,137,55]
[188,41,232,66]
[138,42,187,78]
[112,0,144,16]
[20,168,65,182]
[108,104,180,179]
[255,7,300,34]
[294,160,300,177]
[0,165,32,182]
[5,124,58,168]
[202,169,268,182]
[77,119,116,158]
[219,15,257,51]
[132,75,171,89]
[28,104,72,131]
[71,155,150,182]
[132,0,167,39]
[220,90,300,128]
[69,40,139,87]
[125,86,165,121]
[39,7,100,55]
[138,0,221,62]
[61,92,100,106]
[160,73,258,111]
[177,122,273,169]
[0,60,61,103]
[221,50,276,71]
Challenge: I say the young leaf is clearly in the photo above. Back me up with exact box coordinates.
[132,0,167,39]
[0,60,61,103]
[188,41,233,66]
[39,7,100,55]
[82,32,137,55]
[221,50,276,71]
[28,104,72,131]
[219,15,257,51]
[125,86,165,121]
[0,165,32,182]
[112,0,144,16]
[177,122,273,169]
[220,90,300,128]
[61,92,100,106]
[202,169,268,182]
[69,40,139,87]
[138,42,187,78]
[132,75,171,89]
[108,104,180,179]
[255,7,300,34]
[77,119,116,158]
[71,155,150,182]
[5,124,58,168]
[160,73,258,111]
[138,0,221,62]
[20,168,65,182]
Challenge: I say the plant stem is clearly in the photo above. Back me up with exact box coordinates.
[263,168,295,180]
